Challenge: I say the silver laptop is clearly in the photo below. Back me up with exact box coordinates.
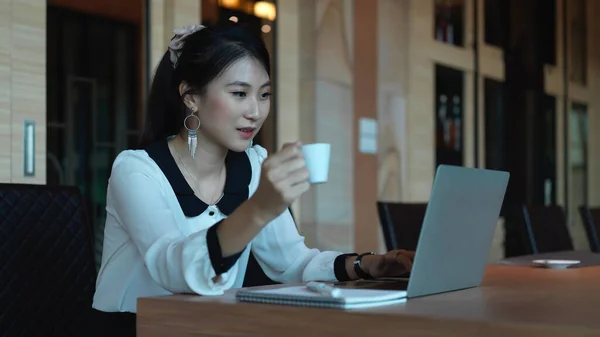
[334,164,510,298]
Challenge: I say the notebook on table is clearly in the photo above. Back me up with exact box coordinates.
[236,284,407,309]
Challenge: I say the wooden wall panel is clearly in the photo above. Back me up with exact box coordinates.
[150,0,201,76]
[0,0,11,182]
[405,0,436,202]
[270,0,304,230]
[377,0,410,204]
[150,0,167,73]
[277,0,356,252]
[353,0,378,253]
[311,0,355,252]
[0,0,46,184]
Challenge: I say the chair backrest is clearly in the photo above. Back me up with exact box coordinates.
[578,206,600,253]
[377,202,427,251]
[0,184,97,336]
[521,204,573,254]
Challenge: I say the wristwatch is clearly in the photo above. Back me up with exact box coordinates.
[353,252,376,279]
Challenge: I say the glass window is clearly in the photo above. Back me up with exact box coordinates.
[47,6,141,270]
[435,64,464,168]
[569,102,588,248]
[484,78,504,170]
[537,95,557,206]
[484,0,507,48]
[570,0,587,85]
[434,0,465,47]
[570,102,588,204]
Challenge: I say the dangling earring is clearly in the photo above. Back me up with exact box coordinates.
[184,107,201,158]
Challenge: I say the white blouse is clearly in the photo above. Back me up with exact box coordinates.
[92,140,347,313]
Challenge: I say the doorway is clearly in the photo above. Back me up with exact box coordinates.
[46,6,142,269]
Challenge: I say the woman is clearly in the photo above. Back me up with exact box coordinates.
[91,23,414,336]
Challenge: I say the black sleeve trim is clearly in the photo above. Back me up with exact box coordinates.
[334,253,359,281]
[206,220,245,275]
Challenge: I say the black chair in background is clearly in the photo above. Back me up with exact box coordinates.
[377,202,427,251]
[579,206,600,253]
[0,184,97,336]
[515,204,574,255]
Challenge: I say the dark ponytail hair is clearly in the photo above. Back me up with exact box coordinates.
[138,24,271,148]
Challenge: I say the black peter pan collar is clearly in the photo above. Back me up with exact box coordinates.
[145,139,252,216]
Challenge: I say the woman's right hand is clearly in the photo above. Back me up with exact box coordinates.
[250,142,310,224]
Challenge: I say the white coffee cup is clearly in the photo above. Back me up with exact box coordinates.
[301,143,331,184]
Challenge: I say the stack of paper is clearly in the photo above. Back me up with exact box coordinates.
[236,285,407,309]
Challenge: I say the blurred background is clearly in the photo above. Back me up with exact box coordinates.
[0,0,597,268]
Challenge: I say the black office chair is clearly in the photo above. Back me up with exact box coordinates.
[520,204,574,254]
[0,184,97,336]
[579,206,600,253]
[377,202,427,251]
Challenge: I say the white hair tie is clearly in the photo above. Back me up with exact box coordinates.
[168,24,206,68]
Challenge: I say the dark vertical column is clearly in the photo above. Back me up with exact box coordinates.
[504,0,538,205]
[503,0,550,256]
[561,0,570,219]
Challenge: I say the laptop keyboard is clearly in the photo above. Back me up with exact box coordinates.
[331,278,409,291]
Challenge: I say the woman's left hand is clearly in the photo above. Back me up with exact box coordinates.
[360,250,415,278]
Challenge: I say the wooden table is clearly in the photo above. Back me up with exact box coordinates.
[137,265,600,337]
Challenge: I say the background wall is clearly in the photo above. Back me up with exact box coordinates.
[149,0,202,74]
[277,0,485,254]
[0,0,598,260]
[277,0,600,259]
[277,0,363,252]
